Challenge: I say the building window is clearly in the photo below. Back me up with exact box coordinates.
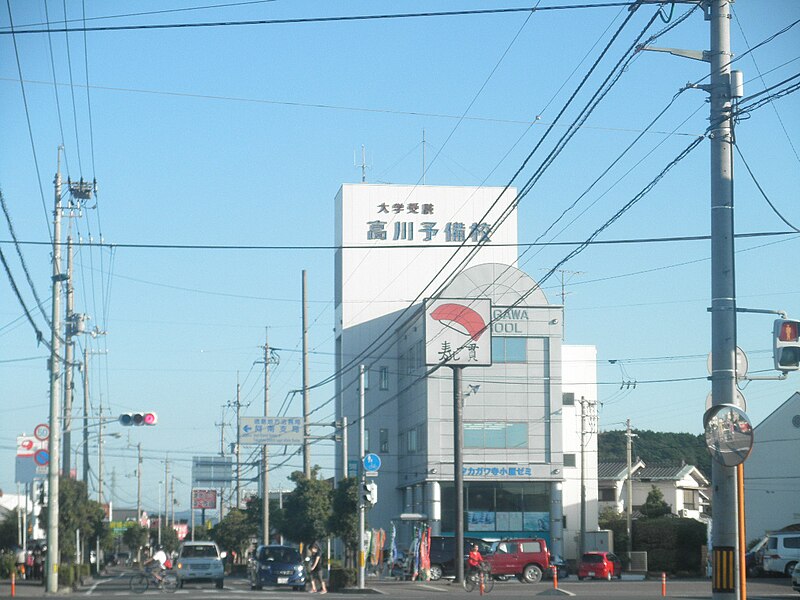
[380,367,389,390]
[491,337,527,363]
[563,453,576,467]
[464,422,528,449]
[600,488,616,501]
[407,428,418,453]
[562,392,575,406]
[363,368,370,390]
[683,489,697,510]
[380,428,389,453]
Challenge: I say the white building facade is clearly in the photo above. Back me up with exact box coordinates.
[334,183,598,560]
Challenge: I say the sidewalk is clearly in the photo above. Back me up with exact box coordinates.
[0,572,103,597]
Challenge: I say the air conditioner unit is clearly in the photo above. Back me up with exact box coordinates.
[678,509,688,517]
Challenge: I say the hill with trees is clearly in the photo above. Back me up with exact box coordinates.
[599,429,711,478]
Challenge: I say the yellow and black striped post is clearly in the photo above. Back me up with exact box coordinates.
[712,547,736,593]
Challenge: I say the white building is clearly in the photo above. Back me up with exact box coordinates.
[333,183,598,560]
[743,392,800,540]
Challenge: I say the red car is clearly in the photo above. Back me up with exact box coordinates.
[482,538,550,583]
[577,551,622,581]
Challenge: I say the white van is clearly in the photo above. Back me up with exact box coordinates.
[762,532,800,576]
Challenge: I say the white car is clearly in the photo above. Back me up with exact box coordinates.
[175,541,227,589]
[792,561,800,594]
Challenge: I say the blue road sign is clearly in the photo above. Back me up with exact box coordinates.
[363,453,381,472]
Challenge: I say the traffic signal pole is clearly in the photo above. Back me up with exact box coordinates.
[46,150,63,593]
[708,1,739,598]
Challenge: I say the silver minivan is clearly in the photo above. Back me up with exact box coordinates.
[762,532,800,577]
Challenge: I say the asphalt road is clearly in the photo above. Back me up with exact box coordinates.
[2,570,796,599]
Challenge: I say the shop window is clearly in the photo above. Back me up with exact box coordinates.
[563,453,576,467]
[379,367,389,390]
[491,337,527,363]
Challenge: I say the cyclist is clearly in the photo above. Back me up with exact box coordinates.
[467,544,484,579]
[144,545,168,583]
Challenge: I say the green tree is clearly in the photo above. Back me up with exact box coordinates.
[329,477,358,564]
[157,525,180,554]
[0,509,20,550]
[642,486,672,518]
[279,467,332,546]
[210,509,256,561]
[122,524,149,562]
[243,495,284,544]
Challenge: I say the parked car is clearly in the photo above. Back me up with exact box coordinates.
[577,551,622,581]
[763,532,800,577]
[174,541,226,589]
[791,561,800,593]
[248,545,306,591]
[746,537,768,577]
[428,536,490,581]
[482,538,551,583]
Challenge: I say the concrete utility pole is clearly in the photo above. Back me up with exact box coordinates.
[257,329,279,545]
[137,443,143,522]
[708,1,739,598]
[626,419,635,562]
[82,347,90,482]
[46,149,64,593]
[341,416,349,478]
[235,378,242,509]
[62,236,75,477]
[302,270,311,477]
[97,402,104,503]
[357,366,366,590]
[164,459,170,528]
[453,366,465,584]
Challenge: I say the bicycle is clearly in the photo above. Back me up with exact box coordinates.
[129,567,178,594]
[463,562,494,595]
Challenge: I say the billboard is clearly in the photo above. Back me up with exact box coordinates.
[425,298,492,366]
[192,489,218,510]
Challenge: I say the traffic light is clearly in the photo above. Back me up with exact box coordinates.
[361,481,377,506]
[773,319,800,372]
[119,412,158,426]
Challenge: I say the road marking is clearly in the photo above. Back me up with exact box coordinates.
[415,584,448,593]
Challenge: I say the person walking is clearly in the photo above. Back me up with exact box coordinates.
[308,544,326,594]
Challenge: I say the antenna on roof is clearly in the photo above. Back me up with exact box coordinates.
[354,145,371,182]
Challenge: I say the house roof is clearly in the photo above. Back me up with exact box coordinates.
[597,462,709,486]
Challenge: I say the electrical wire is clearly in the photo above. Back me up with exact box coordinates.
[0,3,644,36]
[4,0,52,241]
[62,0,84,176]
[734,143,800,233]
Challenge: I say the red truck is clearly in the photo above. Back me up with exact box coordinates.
[482,538,551,583]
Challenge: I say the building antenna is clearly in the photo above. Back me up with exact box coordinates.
[354,145,370,182]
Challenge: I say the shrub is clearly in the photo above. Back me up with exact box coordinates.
[634,517,706,575]
[58,564,75,587]
[0,552,15,578]
[329,567,357,591]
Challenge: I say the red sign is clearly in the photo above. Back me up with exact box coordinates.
[192,489,217,510]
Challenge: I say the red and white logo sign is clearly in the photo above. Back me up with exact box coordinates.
[192,489,218,510]
[425,298,492,366]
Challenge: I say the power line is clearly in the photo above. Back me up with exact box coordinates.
[735,143,799,233]
[0,3,642,36]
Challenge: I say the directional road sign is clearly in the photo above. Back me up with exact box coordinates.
[239,416,304,445]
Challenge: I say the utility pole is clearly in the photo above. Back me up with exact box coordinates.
[46,149,64,593]
[82,347,90,482]
[256,330,279,546]
[62,236,75,477]
[216,407,226,521]
[170,476,175,527]
[341,416,349,478]
[97,401,104,503]
[579,396,596,561]
[708,2,739,598]
[302,270,311,477]
[453,366,465,584]
[158,481,163,546]
[164,459,170,529]
[136,443,143,522]
[625,419,635,562]
[357,365,365,590]
[235,378,242,509]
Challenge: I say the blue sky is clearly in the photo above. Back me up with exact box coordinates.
[2,0,799,515]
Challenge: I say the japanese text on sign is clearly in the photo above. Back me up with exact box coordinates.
[239,416,304,445]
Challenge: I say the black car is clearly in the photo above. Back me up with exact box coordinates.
[428,536,490,581]
[248,545,306,591]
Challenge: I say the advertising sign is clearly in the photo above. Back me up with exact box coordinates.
[425,298,492,366]
[192,456,233,486]
[16,435,48,484]
[192,489,218,510]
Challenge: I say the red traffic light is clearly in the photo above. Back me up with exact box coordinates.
[119,412,158,426]
[778,320,799,342]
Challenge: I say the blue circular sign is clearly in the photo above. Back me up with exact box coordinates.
[362,453,381,472]
[34,449,49,466]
